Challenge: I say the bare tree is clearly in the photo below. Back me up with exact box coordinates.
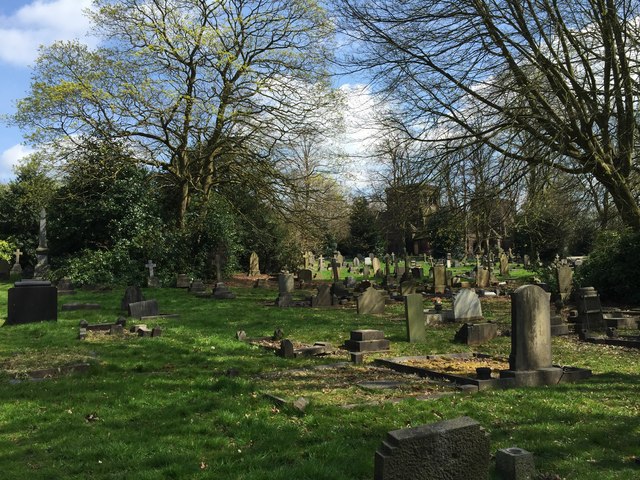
[15,0,335,226]
[335,0,640,230]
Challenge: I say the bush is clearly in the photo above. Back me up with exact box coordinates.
[576,228,640,304]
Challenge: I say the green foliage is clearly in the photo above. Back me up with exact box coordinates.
[576,228,640,303]
[345,197,385,256]
[425,208,465,257]
[0,240,14,262]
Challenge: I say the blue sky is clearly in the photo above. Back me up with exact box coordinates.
[0,0,377,187]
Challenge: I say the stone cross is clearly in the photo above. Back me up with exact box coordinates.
[303,251,311,269]
[145,260,156,278]
[14,248,22,264]
[215,253,223,282]
[318,255,324,271]
[38,208,48,250]
[331,258,339,283]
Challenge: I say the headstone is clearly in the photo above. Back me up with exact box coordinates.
[453,288,483,322]
[433,265,446,294]
[145,260,159,288]
[556,264,573,303]
[356,286,386,314]
[476,266,490,288]
[410,267,423,279]
[509,285,552,371]
[399,280,417,296]
[6,280,58,325]
[10,248,23,281]
[576,286,605,331]
[56,277,75,294]
[297,268,313,284]
[33,208,50,280]
[331,259,340,282]
[405,294,425,342]
[335,251,344,266]
[374,417,490,480]
[362,264,370,279]
[446,252,452,268]
[189,279,206,294]
[302,251,312,269]
[454,323,498,345]
[120,286,144,311]
[175,274,190,288]
[372,257,381,275]
[248,251,260,276]
[278,339,295,359]
[523,254,531,268]
[311,284,335,307]
[213,282,235,299]
[500,252,509,276]
[128,299,160,318]
[318,255,324,271]
[278,273,295,294]
[353,257,360,267]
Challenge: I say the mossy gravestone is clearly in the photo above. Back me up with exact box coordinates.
[405,293,425,342]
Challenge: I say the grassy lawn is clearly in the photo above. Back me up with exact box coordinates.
[0,279,639,479]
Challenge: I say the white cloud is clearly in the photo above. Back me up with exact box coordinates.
[0,143,34,181]
[0,0,95,67]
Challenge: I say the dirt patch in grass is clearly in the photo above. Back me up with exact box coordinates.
[1,350,94,377]
[255,364,456,407]
[400,356,509,377]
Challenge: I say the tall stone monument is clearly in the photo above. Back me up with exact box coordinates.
[33,208,50,280]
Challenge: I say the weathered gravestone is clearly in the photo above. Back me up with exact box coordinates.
[145,260,160,288]
[33,208,50,280]
[6,280,58,325]
[175,274,190,288]
[297,268,313,284]
[9,248,23,281]
[248,251,260,276]
[56,277,75,295]
[353,256,360,267]
[501,285,566,386]
[399,279,417,296]
[276,273,294,307]
[356,286,386,314]
[120,286,144,311]
[453,288,483,322]
[433,265,446,294]
[189,279,206,294]
[372,257,381,276]
[373,416,490,480]
[556,264,573,303]
[311,284,335,307]
[128,300,159,318]
[576,286,606,331]
[500,252,509,276]
[411,266,423,279]
[335,251,344,266]
[454,323,498,346]
[405,293,425,342]
[476,266,490,288]
[213,282,235,299]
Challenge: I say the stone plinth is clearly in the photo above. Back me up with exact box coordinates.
[495,447,536,480]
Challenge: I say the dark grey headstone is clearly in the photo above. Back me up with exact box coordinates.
[454,322,498,345]
[121,286,144,311]
[128,300,159,319]
[6,281,57,325]
[297,269,313,284]
[374,416,490,480]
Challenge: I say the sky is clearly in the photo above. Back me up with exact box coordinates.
[0,0,378,187]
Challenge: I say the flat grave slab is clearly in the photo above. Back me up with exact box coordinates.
[375,353,591,391]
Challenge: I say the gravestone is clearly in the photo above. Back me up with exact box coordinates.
[33,208,50,280]
[128,299,160,318]
[523,254,531,268]
[411,266,423,279]
[353,257,360,267]
[576,286,606,331]
[213,282,235,299]
[433,265,446,294]
[356,286,386,314]
[362,265,370,279]
[453,288,483,322]
[509,285,552,371]
[189,279,206,294]
[175,274,190,288]
[399,279,417,296]
[374,417,490,480]
[335,251,344,266]
[248,251,260,276]
[276,273,295,307]
[297,268,313,284]
[145,260,160,288]
[476,266,490,288]
[56,277,75,295]
[311,284,335,307]
[10,248,23,281]
[556,264,573,303]
[446,252,452,268]
[331,259,340,282]
[318,255,324,271]
[372,257,381,275]
[454,323,498,345]
[500,252,509,276]
[120,286,144,311]
[405,294,425,342]
[6,280,58,325]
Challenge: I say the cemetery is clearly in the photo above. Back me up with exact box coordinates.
[0,253,639,479]
[2,1,640,478]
